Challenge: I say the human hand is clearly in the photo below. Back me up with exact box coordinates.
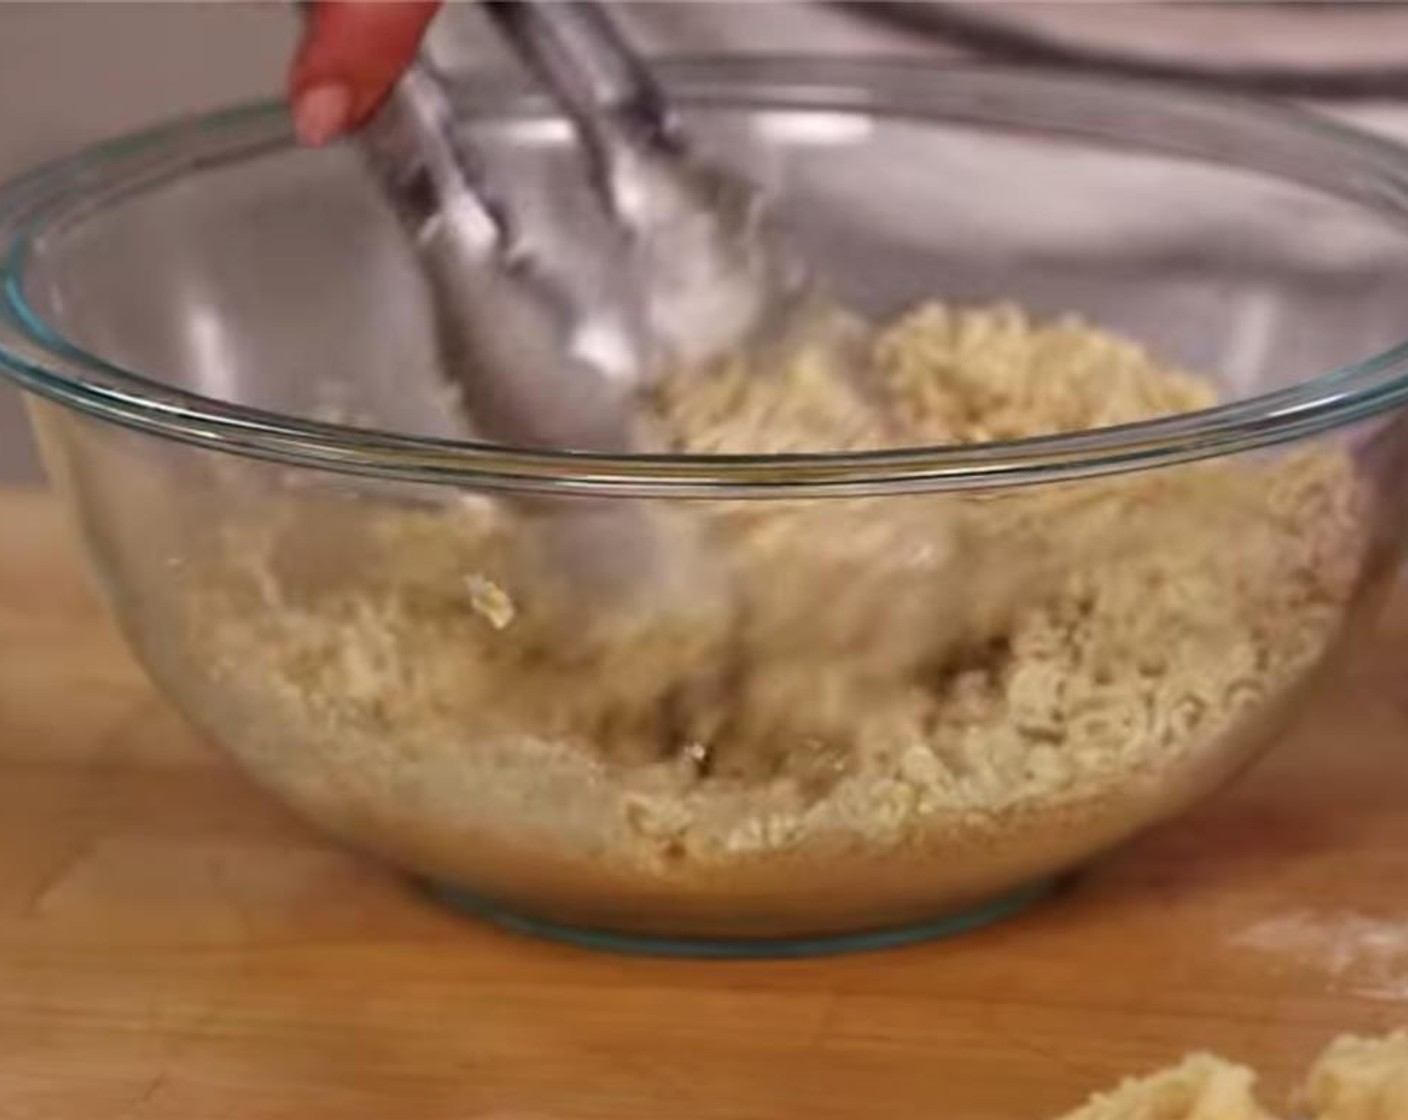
[288,0,445,146]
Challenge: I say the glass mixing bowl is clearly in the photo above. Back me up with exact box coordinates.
[4,60,1408,956]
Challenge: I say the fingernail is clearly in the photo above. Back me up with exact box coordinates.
[293,83,353,146]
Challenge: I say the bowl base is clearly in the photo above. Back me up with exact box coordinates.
[419,878,1061,958]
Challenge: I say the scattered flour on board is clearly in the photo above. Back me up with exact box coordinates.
[1233,910,1408,1002]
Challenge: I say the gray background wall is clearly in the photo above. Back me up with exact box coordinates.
[0,4,284,481]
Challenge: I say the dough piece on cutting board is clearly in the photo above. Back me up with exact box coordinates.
[1054,1053,1274,1120]
[1303,1031,1408,1120]
[1054,1029,1408,1120]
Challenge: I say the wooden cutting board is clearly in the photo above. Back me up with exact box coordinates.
[4,483,1408,1120]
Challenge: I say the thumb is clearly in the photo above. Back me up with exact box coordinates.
[289,0,442,145]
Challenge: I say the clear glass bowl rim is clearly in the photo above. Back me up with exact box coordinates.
[4,58,1408,498]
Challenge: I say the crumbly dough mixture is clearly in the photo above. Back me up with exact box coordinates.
[1059,1030,1408,1120]
[177,303,1371,926]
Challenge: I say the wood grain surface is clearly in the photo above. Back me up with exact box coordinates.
[3,484,1408,1120]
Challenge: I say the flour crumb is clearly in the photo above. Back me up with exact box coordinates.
[465,573,516,631]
